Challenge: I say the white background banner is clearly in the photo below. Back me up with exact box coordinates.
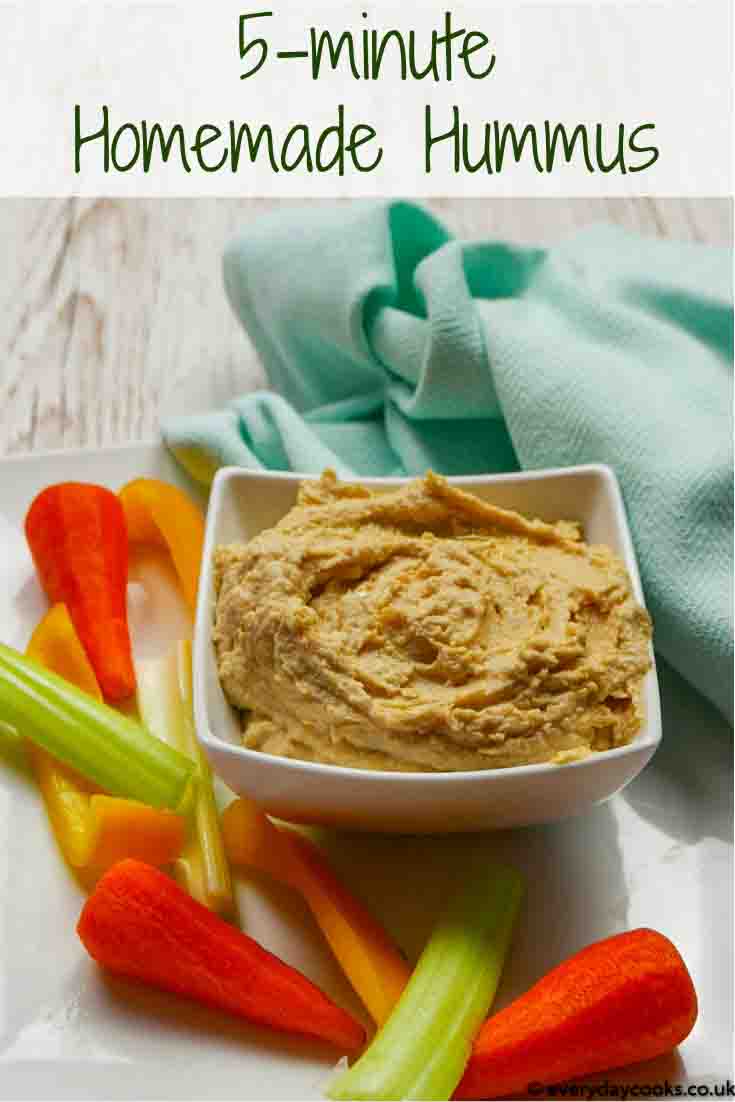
[1,1,732,197]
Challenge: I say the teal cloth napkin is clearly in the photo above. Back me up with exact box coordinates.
[163,200,733,722]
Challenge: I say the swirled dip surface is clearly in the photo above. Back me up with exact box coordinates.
[213,472,652,771]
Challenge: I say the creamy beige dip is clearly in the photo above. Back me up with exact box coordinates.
[213,471,652,771]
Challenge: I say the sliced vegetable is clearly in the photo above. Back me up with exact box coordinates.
[26,603,187,875]
[136,641,235,917]
[78,859,366,1052]
[25,602,100,866]
[83,795,185,875]
[25,482,136,701]
[30,744,97,867]
[32,775,184,874]
[26,602,102,700]
[119,478,205,615]
[330,861,523,1102]
[456,927,698,1100]
[26,606,186,874]
[222,798,410,1025]
[0,642,194,812]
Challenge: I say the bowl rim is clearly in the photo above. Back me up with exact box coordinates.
[194,463,661,784]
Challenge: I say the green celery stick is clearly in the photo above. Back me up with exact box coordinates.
[329,860,523,1102]
[136,640,236,919]
[0,642,195,812]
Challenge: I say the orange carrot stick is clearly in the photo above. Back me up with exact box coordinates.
[455,928,698,1100]
[77,859,366,1053]
[25,483,135,701]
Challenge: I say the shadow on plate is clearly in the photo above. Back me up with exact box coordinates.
[311,796,628,1009]
[622,657,732,845]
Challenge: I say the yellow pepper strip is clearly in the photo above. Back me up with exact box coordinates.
[29,749,97,868]
[26,604,101,866]
[26,603,185,876]
[84,794,184,876]
[222,798,411,1026]
[119,478,205,615]
[27,602,102,700]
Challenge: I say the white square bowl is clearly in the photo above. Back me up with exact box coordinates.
[193,465,661,833]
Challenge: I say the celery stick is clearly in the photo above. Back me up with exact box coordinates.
[329,861,523,1102]
[173,640,236,919]
[0,642,195,812]
[136,641,235,918]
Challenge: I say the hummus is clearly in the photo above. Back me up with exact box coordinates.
[213,471,652,771]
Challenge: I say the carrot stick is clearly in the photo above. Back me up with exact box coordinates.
[455,928,698,1100]
[25,483,135,701]
[77,859,366,1053]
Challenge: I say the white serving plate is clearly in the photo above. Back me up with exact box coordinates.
[195,464,661,833]
[0,443,731,1100]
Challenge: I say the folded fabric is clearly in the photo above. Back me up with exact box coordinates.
[162,200,733,721]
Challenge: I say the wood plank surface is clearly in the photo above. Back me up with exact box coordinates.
[1,198,731,457]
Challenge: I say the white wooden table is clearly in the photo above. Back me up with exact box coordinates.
[1,198,731,458]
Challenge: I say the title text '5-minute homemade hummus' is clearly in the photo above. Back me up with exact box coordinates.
[213,471,652,772]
